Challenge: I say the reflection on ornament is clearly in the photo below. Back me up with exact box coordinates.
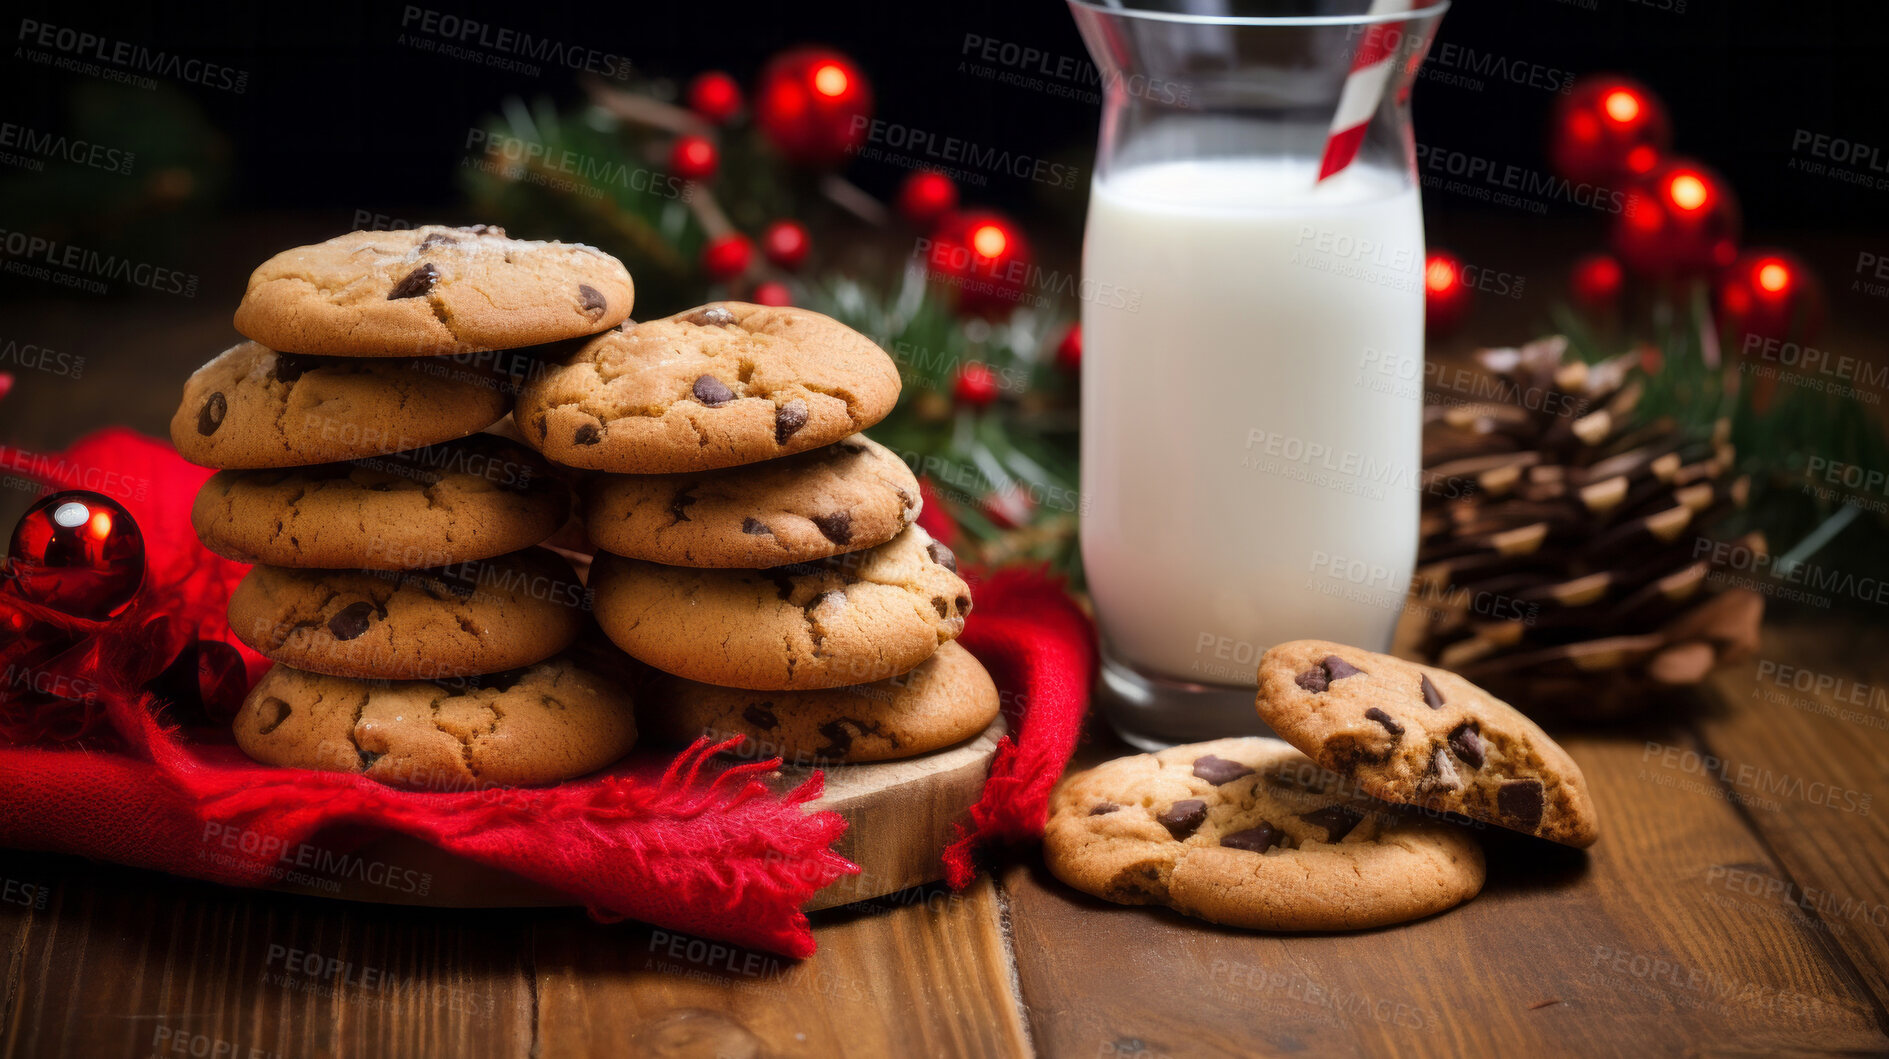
[6,490,146,619]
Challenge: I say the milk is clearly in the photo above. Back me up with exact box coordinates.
[1080,157,1425,686]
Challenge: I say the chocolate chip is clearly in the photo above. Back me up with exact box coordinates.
[573,422,603,446]
[1192,755,1255,785]
[272,352,312,383]
[955,594,972,615]
[669,489,698,524]
[1322,655,1364,681]
[811,511,853,545]
[926,541,958,572]
[815,716,880,757]
[577,283,608,317]
[1295,666,1329,693]
[1449,724,1486,769]
[686,305,737,326]
[1420,674,1445,709]
[742,703,778,730]
[1498,778,1545,829]
[1425,747,1463,793]
[388,262,440,300]
[255,696,291,735]
[1364,707,1405,736]
[197,392,227,435]
[1299,805,1363,843]
[418,232,458,249]
[1220,825,1278,853]
[458,224,503,236]
[742,517,772,536]
[327,602,376,641]
[774,399,809,443]
[357,747,381,769]
[1088,802,1120,816]
[692,374,735,406]
[1156,799,1208,839]
[932,596,949,618]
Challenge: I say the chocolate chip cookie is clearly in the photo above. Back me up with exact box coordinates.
[1044,737,1486,931]
[514,302,902,473]
[641,641,997,764]
[1256,640,1600,847]
[232,225,633,356]
[233,656,637,789]
[170,341,512,469]
[584,434,920,568]
[193,434,570,569]
[589,525,969,690]
[228,548,588,680]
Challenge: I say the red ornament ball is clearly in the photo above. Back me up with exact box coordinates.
[761,220,810,270]
[1054,323,1081,373]
[924,211,1032,316]
[1569,253,1625,316]
[1550,75,1671,186]
[754,48,872,168]
[669,134,719,182]
[1718,249,1825,349]
[898,171,958,227]
[686,71,743,125]
[701,233,753,282]
[954,362,1000,408]
[1423,250,1473,338]
[751,280,793,307]
[1612,159,1740,277]
[6,490,145,619]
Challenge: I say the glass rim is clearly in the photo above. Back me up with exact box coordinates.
[1065,0,1451,27]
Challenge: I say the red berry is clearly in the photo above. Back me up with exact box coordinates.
[686,71,742,124]
[761,220,810,270]
[670,134,719,182]
[954,362,999,408]
[752,280,793,306]
[1054,323,1081,373]
[1569,253,1624,315]
[898,171,958,226]
[1423,250,1473,338]
[701,234,753,281]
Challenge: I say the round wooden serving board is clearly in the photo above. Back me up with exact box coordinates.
[267,713,1007,913]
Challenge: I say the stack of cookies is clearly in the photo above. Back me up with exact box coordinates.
[172,225,643,790]
[513,301,1000,765]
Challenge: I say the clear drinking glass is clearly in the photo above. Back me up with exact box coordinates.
[1070,0,1450,749]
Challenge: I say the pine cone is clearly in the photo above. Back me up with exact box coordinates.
[1406,336,1763,719]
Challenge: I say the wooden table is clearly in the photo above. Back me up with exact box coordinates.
[4,618,1888,1058]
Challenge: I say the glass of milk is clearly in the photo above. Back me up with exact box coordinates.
[1069,0,1450,748]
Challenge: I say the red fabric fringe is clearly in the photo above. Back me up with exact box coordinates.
[0,431,1094,956]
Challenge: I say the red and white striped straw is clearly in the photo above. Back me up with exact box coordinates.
[1317,0,1421,182]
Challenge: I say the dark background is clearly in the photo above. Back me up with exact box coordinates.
[1,0,1885,240]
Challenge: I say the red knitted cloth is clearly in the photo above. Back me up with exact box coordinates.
[0,430,1094,957]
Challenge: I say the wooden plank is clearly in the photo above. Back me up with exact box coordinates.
[1005,727,1889,1057]
[0,852,536,1059]
[531,877,1031,1058]
[1689,620,1889,1013]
